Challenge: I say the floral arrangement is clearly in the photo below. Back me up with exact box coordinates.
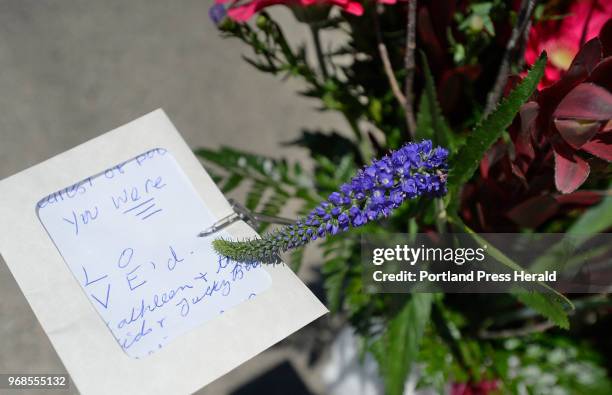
[201,1,612,394]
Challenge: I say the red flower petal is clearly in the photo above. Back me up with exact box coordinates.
[553,141,590,194]
[338,1,363,15]
[554,82,612,121]
[581,130,612,161]
[554,119,602,148]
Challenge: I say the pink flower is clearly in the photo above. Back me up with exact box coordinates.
[451,380,499,395]
[216,0,395,22]
[525,0,612,88]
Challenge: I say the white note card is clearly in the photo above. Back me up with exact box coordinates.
[37,148,272,359]
[0,109,326,394]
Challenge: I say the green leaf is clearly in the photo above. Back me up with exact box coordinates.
[416,52,454,150]
[258,189,289,232]
[334,154,356,184]
[416,93,433,141]
[205,167,224,185]
[528,184,612,277]
[447,52,546,196]
[321,256,348,313]
[430,299,480,377]
[369,98,383,123]
[451,215,573,328]
[512,291,570,329]
[242,55,279,73]
[245,180,267,211]
[222,173,244,193]
[314,154,355,193]
[288,246,305,273]
[373,294,433,395]
[196,145,309,234]
[195,147,226,167]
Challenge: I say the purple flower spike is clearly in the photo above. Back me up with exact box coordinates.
[213,140,449,263]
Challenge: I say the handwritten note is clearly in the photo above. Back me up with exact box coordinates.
[36,148,271,359]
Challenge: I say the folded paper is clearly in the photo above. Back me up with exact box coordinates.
[0,109,327,394]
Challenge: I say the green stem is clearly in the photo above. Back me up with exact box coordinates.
[344,114,372,162]
[310,24,329,80]
[434,198,447,234]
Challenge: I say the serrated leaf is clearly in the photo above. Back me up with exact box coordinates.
[416,93,433,141]
[372,294,433,395]
[451,214,573,328]
[447,53,547,195]
[289,247,305,273]
[245,180,267,211]
[196,146,297,188]
[195,147,227,167]
[512,291,570,329]
[322,257,348,313]
[334,155,356,183]
[258,189,290,232]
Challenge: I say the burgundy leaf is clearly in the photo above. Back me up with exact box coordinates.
[510,161,528,187]
[417,7,445,72]
[480,140,506,179]
[515,101,538,160]
[438,65,481,115]
[554,119,601,148]
[507,195,559,228]
[581,130,612,161]
[553,141,591,194]
[588,56,612,91]
[555,190,602,206]
[554,83,612,121]
[537,48,594,122]
[566,38,602,78]
[600,19,612,57]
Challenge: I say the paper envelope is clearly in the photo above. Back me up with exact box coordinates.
[0,109,327,394]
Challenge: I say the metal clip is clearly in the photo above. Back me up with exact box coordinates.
[197,198,295,237]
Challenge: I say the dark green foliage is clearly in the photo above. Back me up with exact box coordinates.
[372,294,434,395]
[416,52,456,151]
[196,145,317,234]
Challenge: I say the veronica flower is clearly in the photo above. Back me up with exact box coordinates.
[213,140,449,263]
